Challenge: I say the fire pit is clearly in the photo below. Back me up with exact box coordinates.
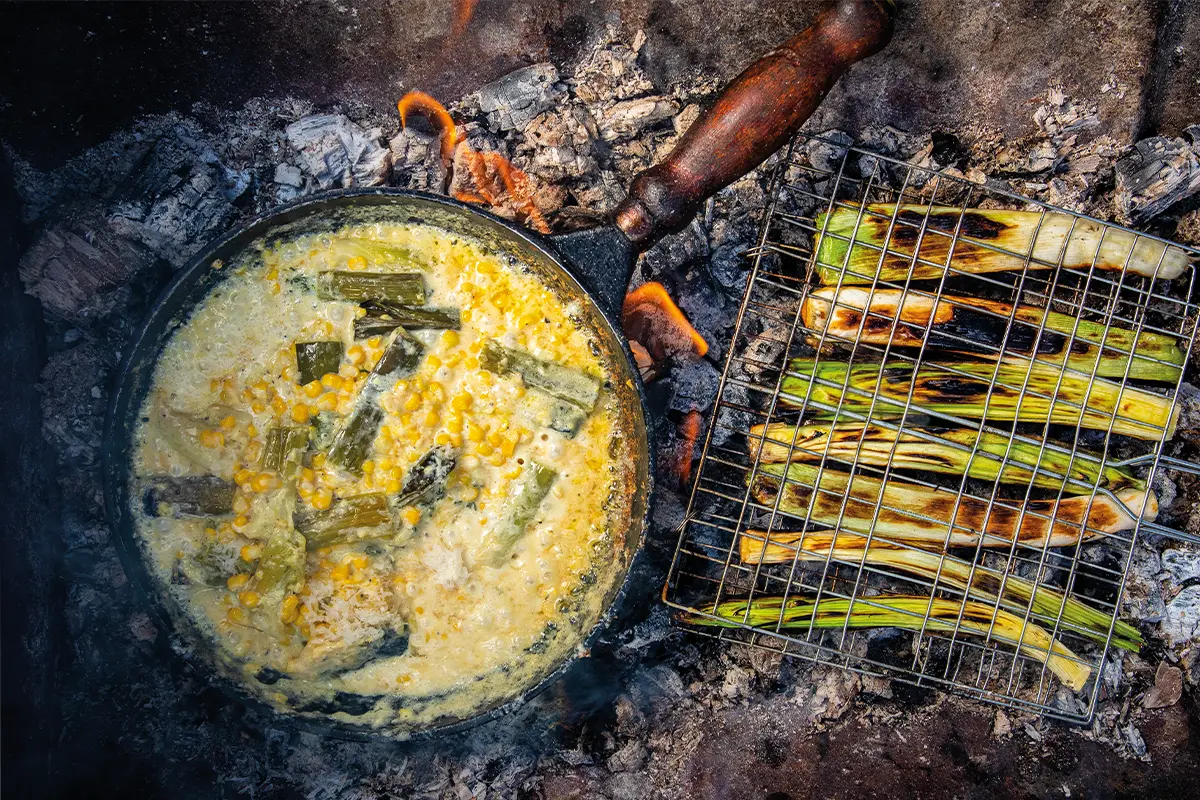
[4,1,1200,798]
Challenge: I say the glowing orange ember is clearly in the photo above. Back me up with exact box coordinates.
[621,282,709,374]
[397,90,458,164]
[451,0,478,39]
[671,410,704,487]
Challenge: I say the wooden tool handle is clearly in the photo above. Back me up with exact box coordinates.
[614,0,896,249]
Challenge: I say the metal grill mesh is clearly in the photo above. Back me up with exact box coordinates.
[664,133,1200,722]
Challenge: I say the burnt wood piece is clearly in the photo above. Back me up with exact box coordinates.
[613,0,896,248]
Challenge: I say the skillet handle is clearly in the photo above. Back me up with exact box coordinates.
[613,0,896,250]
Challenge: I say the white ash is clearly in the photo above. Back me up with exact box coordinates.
[284,113,391,190]
[473,62,566,134]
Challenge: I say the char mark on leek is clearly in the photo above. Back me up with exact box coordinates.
[800,287,1184,382]
[736,531,1142,651]
[296,493,395,550]
[781,358,1179,441]
[681,594,1092,690]
[143,475,236,517]
[750,461,1157,549]
[812,204,1191,284]
[328,329,425,474]
[749,420,1142,493]
[294,341,345,386]
[315,271,425,305]
[353,301,461,337]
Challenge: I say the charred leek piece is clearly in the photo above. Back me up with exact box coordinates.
[315,271,425,305]
[354,301,461,337]
[751,462,1157,549]
[394,446,456,509]
[261,427,310,480]
[749,421,1142,494]
[781,359,1179,441]
[484,462,557,566]
[684,594,1091,690]
[813,204,1190,284]
[800,287,1185,382]
[328,329,425,474]
[295,341,345,385]
[143,476,236,517]
[480,341,601,411]
[737,532,1142,651]
[255,526,307,600]
[542,398,590,438]
[297,493,394,550]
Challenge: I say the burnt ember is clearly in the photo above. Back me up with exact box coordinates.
[6,20,1200,800]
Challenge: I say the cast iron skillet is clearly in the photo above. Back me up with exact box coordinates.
[102,0,895,740]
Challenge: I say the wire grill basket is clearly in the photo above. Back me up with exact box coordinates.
[665,132,1200,722]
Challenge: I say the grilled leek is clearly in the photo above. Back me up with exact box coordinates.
[684,594,1092,690]
[813,204,1190,284]
[800,287,1184,382]
[750,462,1157,549]
[737,531,1142,651]
[748,421,1142,494]
[781,359,1178,441]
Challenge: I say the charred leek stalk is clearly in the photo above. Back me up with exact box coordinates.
[751,462,1157,549]
[683,594,1092,690]
[737,532,1142,651]
[294,341,345,385]
[749,421,1142,494]
[781,359,1179,441]
[483,462,557,566]
[353,302,461,338]
[143,476,236,517]
[800,287,1185,382]
[812,204,1190,284]
[315,271,425,305]
[297,493,394,550]
[480,341,601,411]
[328,329,425,474]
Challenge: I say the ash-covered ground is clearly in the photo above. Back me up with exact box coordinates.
[7,26,1200,800]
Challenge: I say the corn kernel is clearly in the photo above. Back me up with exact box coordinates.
[271,397,288,416]
[488,451,506,467]
[459,486,479,503]
[219,414,238,431]
[423,411,440,428]
[346,345,365,365]
[250,399,267,414]
[199,429,225,448]
[302,380,323,398]
[281,594,300,625]
[441,330,460,347]
[461,455,480,471]
[406,427,421,443]
[446,415,464,434]
[426,354,442,370]
[233,514,250,529]
[361,459,375,474]
[228,607,247,624]
[311,453,327,468]
[501,439,517,459]
[234,467,255,486]
[449,433,463,448]
[475,441,494,457]
[320,373,343,390]
[464,355,480,370]
[402,506,422,526]
[246,423,258,438]
[317,392,339,412]
[486,430,503,448]
[252,472,279,493]
[233,494,251,514]
[290,403,312,424]
[385,477,402,493]
[404,393,422,412]
[467,423,485,443]
[451,394,472,412]
[239,590,261,608]
[311,488,333,511]
[434,432,452,446]
[330,563,350,582]
[245,440,263,464]
[351,554,370,570]
[367,336,383,349]
[427,381,446,402]
[227,573,251,590]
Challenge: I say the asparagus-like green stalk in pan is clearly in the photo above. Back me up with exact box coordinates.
[353,302,462,338]
[736,531,1142,651]
[316,271,426,305]
[800,287,1185,382]
[328,328,425,475]
[682,594,1092,691]
[781,358,1179,441]
[294,341,345,386]
[812,204,1191,284]
[750,461,1157,550]
[483,462,558,566]
[248,426,311,603]
[748,420,1143,494]
[143,475,236,517]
